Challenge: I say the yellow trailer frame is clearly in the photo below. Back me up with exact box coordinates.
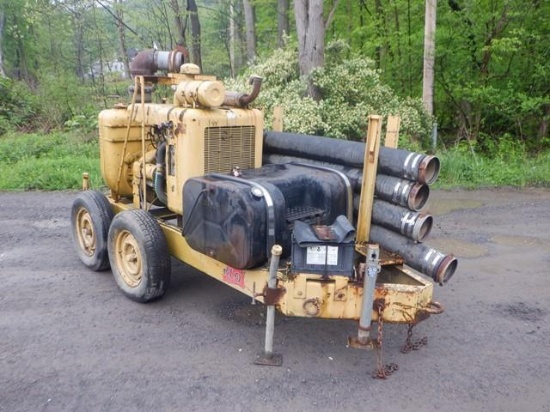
[105,108,442,328]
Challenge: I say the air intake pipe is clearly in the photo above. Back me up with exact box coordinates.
[263,131,440,184]
[369,224,457,285]
[223,75,263,108]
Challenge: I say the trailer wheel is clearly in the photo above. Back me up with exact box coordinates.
[71,190,114,271]
[108,209,171,302]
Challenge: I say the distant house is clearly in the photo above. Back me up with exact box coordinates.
[86,49,138,80]
[86,59,127,80]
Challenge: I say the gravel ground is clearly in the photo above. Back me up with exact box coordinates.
[0,188,549,412]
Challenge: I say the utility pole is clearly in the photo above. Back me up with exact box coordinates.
[422,0,436,116]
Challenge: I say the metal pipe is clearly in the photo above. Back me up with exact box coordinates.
[264,244,282,355]
[369,224,457,285]
[357,244,380,344]
[223,75,263,107]
[154,142,167,205]
[130,49,185,76]
[374,174,429,211]
[371,199,433,242]
[263,131,440,184]
[263,154,429,211]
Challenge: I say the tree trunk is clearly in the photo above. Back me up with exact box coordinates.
[187,0,202,68]
[228,1,235,76]
[538,104,550,141]
[294,0,325,100]
[0,7,6,77]
[242,0,256,63]
[170,0,188,47]
[114,0,130,78]
[277,0,289,48]
[422,0,436,116]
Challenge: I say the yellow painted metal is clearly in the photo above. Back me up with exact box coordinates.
[99,73,436,326]
[109,198,435,324]
[125,103,264,215]
[356,115,382,245]
[113,229,143,288]
[74,207,96,258]
[82,173,89,191]
[384,115,401,148]
[98,107,151,197]
[272,106,283,132]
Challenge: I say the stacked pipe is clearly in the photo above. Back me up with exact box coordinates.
[263,131,457,286]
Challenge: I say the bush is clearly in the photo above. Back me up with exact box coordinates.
[225,40,433,149]
[0,77,41,135]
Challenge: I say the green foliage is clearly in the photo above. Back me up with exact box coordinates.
[0,131,102,190]
[436,142,550,189]
[0,77,40,134]
[227,40,432,148]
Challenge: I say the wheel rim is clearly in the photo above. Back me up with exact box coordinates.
[76,208,96,257]
[114,229,142,288]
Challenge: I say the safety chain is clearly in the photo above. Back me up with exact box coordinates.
[372,302,399,379]
[401,323,428,354]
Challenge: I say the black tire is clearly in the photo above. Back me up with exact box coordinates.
[108,209,171,302]
[71,190,114,271]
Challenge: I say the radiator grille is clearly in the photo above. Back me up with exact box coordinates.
[204,126,256,173]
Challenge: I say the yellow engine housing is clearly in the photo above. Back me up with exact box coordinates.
[98,101,264,215]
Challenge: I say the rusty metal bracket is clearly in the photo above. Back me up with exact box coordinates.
[262,286,286,306]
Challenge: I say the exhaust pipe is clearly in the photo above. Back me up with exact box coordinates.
[223,75,263,107]
[263,131,440,184]
[369,224,457,285]
[130,49,186,76]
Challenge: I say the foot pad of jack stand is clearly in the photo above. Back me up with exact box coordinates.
[254,352,283,366]
[347,336,379,350]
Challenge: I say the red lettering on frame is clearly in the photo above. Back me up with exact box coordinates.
[223,266,246,288]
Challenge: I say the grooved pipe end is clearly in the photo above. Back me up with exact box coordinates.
[419,155,440,185]
[407,183,430,211]
[412,214,433,242]
[435,255,458,286]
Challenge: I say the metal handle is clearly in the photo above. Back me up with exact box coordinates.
[423,301,445,315]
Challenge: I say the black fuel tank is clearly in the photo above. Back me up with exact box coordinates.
[182,163,350,269]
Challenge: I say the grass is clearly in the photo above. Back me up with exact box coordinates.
[0,131,103,190]
[0,130,549,190]
[436,146,550,189]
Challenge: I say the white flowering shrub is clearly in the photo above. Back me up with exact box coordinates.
[225,41,432,148]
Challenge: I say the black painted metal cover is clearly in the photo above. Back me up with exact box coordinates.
[182,164,348,269]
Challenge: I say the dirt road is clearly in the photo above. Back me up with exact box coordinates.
[1,188,549,412]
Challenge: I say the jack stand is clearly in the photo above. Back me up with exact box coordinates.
[348,244,380,350]
[254,245,283,366]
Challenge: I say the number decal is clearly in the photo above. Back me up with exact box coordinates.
[223,266,246,288]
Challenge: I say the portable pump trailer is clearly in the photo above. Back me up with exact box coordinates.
[71,49,457,370]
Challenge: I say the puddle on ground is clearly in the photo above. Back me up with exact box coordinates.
[491,234,547,247]
[429,199,484,216]
[428,238,489,258]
